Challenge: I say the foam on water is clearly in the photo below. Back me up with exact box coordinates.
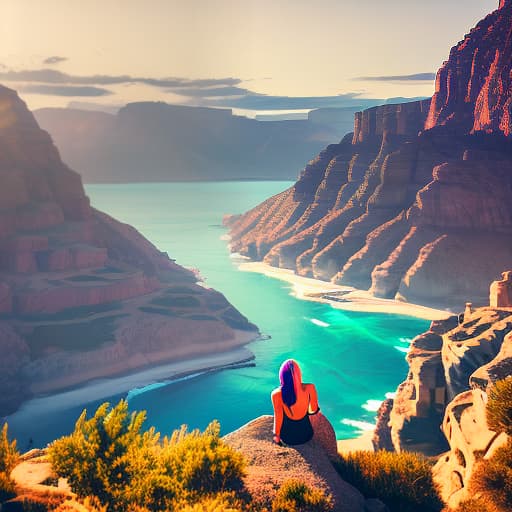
[341,419,376,432]
[362,399,384,412]
[309,318,330,327]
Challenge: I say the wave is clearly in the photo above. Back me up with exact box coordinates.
[309,318,330,328]
[394,345,409,353]
[230,252,250,260]
[361,399,383,412]
[341,418,376,431]
[399,337,413,343]
[385,392,396,399]
[127,372,205,400]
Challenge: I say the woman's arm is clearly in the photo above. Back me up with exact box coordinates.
[271,389,283,443]
[307,383,320,414]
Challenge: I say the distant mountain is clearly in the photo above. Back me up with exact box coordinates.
[226,0,512,309]
[34,103,343,182]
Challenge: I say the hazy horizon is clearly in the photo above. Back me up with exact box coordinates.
[3,0,497,116]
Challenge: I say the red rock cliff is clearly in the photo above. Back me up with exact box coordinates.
[426,0,512,136]
[227,2,512,309]
[0,85,258,416]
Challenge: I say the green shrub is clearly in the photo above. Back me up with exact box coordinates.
[161,421,245,499]
[272,479,333,512]
[0,422,19,502]
[0,423,19,474]
[455,496,499,512]
[486,378,512,436]
[49,400,246,511]
[175,491,247,512]
[0,471,16,502]
[334,450,442,512]
[467,439,512,511]
[49,400,167,511]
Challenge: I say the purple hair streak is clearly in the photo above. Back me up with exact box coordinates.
[279,359,297,407]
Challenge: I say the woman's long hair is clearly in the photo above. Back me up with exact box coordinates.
[279,359,299,407]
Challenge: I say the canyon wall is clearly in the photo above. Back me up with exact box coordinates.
[226,0,512,309]
[375,271,512,508]
[0,85,258,416]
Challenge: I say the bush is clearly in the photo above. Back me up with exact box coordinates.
[272,479,333,512]
[49,400,163,510]
[0,422,19,502]
[486,378,512,436]
[455,496,500,512]
[161,421,245,498]
[0,471,16,502]
[0,422,19,474]
[467,439,512,511]
[49,400,246,511]
[334,450,442,512]
[175,491,247,512]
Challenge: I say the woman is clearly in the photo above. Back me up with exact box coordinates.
[271,359,320,445]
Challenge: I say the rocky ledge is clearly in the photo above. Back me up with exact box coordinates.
[0,85,258,417]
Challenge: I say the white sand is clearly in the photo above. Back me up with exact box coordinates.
[239,261,451,321]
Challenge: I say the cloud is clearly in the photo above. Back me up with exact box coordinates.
[170,85,251,97]
[18,84,112,97]
[0,68,241,88]
[354,72,436,82]
[43,56,68,65]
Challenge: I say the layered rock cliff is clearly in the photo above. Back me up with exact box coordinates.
[375,272,512,508]
[0,85,258,416]
[226,0,512,309]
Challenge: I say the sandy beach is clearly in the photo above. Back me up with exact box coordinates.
[239,261,451,321]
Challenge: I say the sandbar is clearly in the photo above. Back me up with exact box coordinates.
[239,261,451,321]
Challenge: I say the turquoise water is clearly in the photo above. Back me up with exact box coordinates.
[7,182,429,448]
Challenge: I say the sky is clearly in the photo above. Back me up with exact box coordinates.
[0,0,498,116]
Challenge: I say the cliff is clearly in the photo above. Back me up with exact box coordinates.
[374,272,512,508]
[0,85,258,416]
[34,102,348,182]
[226,0,512,309]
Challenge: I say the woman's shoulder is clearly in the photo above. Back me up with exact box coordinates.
[271,387,282,398]
[303,383,317,391]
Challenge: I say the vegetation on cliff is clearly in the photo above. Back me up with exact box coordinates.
[334,450,443,511]
[48,400,245,511]
[0,423,19,502]
[455,378,512,512]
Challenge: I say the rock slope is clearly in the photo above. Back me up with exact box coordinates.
[226,0,512,309]
[0,85,258,417]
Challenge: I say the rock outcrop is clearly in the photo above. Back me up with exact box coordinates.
[226,0,512,309]
[0,85,258,416]
[375,275,512,507]
[223,414,370,511]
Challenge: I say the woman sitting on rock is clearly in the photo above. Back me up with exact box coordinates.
[271,359,320,445]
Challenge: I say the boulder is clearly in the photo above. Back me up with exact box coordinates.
[223,415,366,511]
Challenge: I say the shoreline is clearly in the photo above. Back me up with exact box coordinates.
[6,346,256,426]
[239,261,451,321]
